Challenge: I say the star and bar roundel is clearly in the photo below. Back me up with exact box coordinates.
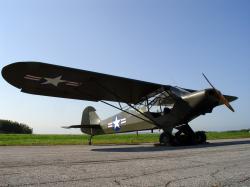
[24,74,82,87]
[108,116,127,132]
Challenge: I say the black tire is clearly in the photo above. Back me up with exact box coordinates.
[195,131,207,144]
[159,132,173,146]
[174,134,190,146]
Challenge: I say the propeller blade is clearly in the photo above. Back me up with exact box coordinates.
[202,73,216,90]
[202,73,235,112]
[219,94,235,112]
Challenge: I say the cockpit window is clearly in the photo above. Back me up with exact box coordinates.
[170,87,190,97]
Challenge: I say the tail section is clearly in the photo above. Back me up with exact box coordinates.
[62,106,102,132]
[80,106,102,135]
[81,106,101,126]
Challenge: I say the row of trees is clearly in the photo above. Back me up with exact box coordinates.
[0,120,33,134]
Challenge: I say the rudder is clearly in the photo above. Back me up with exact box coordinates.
[81,106,101,125]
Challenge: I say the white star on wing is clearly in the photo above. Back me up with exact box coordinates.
[42,75,66,87]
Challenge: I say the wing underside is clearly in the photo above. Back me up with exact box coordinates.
[2,62,173,104]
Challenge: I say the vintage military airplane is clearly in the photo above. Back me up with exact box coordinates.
[2,62,237,146]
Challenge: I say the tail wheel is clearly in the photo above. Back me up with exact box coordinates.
[159,132,173,146]
[195,131,207,144]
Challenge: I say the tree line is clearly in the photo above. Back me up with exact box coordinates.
[0,120,33,134]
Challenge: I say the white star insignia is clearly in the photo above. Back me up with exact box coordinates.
[113,116,121,129]
[42,75,66,87]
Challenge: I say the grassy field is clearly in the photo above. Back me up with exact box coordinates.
[206,130,250,140]
[0,130,249,146]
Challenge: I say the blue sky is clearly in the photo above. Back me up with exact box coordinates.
[0,0,249,134]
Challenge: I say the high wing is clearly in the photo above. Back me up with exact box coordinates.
[2,61,177,104]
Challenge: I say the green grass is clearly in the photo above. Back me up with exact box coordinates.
[0,130,249,146]
[0,134,158,146]
[206,130,250,140]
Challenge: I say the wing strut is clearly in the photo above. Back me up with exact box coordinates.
[72,81,161,127]
[100,100,153,124]
[94,80,163,127]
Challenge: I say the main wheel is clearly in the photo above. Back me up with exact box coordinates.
[159,132,173,146]
[195,131,206,144]
[174,133,190,146]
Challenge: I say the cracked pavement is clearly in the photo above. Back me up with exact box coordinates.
[0,138,250,187]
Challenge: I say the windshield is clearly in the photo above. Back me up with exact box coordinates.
[170,86,190,97]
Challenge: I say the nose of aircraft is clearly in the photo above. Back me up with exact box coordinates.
[224,95,238,103]
[202,73,237,112]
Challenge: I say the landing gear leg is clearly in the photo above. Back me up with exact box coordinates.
[88,128,94,145]
[88,135,93,145]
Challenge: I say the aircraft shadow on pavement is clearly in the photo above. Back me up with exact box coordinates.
[91,139,250,153]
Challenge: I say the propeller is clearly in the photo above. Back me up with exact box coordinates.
[202,73,235,112]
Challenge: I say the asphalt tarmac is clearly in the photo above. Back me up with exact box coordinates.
[0,138,250,187]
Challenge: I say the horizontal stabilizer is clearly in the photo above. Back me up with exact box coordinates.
[62,125,101,129]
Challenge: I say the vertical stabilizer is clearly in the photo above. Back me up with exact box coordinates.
[81,106,101,125]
